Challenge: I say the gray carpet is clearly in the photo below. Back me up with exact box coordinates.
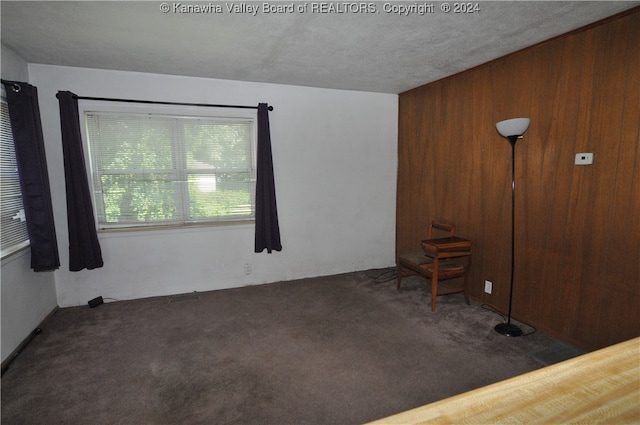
[1,271,571,424]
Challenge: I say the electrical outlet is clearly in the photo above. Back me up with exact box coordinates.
[575,153,594,165]
[244,264,252,275]
[484,280,492,294]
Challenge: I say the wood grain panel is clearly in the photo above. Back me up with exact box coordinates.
[396,7,640,350]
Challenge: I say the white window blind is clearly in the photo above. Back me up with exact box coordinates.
[0,98,30,256]
[84,111,256,229]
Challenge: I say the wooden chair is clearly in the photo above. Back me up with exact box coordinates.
[397,221,471,312]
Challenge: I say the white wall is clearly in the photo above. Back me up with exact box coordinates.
[1,46,59,363]
[28,65,398,308]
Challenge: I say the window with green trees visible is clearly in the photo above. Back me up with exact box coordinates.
[84,109,256,230]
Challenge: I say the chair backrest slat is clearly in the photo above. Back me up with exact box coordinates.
[428,221,456,238]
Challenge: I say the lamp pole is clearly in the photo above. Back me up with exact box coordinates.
[494,135,523,337]
[493,117,529,337]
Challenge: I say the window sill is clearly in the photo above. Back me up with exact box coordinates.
[1,241,31,264]
[97,219,255,235]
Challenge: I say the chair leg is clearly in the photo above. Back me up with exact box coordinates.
[463,271,471,305]
[430,260,439,312]
[431,276,438,312]
[397,263,403,289]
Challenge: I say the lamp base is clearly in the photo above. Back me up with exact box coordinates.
[494,323,523,337]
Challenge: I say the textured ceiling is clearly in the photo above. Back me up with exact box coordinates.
[1,1,638,93]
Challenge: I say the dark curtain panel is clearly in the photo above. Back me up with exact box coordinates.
[56,91,103,271]
[255,103,282,253]
[3,81,60,271]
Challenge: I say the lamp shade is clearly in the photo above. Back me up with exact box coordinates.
[496,118,530,138]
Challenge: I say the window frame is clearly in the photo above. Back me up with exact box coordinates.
[78,100,258,232]
[0,88,30,258]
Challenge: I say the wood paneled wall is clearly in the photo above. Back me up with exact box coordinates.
[397,8,640,350]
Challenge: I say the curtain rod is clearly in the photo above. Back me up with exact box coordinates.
[60,92,274,111]
[1,79,22,93]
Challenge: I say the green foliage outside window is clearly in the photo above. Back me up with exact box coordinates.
[86,112,255,228]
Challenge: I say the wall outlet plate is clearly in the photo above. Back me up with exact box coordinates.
[575,153,594,165]
[484,280,492,294]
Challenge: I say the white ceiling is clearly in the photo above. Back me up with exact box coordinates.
[1,1,638,94]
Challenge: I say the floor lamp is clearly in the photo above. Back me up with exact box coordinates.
[494,118,530,337]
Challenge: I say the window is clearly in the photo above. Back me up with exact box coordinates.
[0,94,29,256]
[83,106,256,230]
